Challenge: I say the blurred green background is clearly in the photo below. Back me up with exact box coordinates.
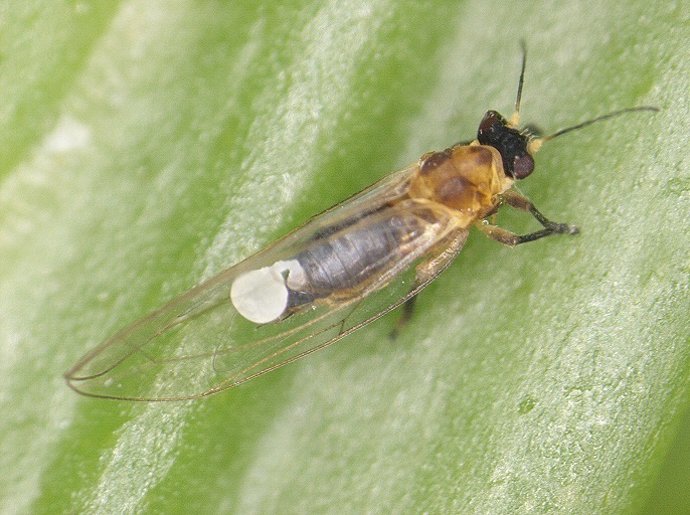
[0,1,688,513]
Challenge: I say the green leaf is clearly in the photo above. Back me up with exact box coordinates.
[1,1,687,513]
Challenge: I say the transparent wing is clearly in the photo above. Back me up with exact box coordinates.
[65,166,468,401]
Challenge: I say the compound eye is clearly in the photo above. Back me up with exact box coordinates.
[511,153,534,179]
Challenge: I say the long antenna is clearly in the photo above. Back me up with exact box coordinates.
[540,106,659,142]
[528,106,659,154]
[509,40,528,126]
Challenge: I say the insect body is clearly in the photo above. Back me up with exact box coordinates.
[231,143,506,325]
[65,46,656,400]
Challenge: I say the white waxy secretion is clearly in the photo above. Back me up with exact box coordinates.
[230,259,307,324]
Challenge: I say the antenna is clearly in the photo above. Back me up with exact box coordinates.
[528,106,659,153]
[509,40,528,127]
[541,106,659,141]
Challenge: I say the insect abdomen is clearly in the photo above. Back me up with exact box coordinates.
[294,210,422,295]
[230,206,438,324]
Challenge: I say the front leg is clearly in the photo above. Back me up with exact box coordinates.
[477,190,579,246]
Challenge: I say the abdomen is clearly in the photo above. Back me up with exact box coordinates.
[294,208,425,297]
[230,202,453,323]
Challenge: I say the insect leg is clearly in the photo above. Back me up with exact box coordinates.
[390,229,469,339]
[389,296,418,340]
[478,190,579,246]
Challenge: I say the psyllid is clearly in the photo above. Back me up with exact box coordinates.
[66,44,657,400]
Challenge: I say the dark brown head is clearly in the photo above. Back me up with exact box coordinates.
[477,110,534,180]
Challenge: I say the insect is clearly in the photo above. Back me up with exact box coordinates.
[65,45,656,401]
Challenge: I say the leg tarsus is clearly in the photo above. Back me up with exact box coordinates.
[526,203,579,236]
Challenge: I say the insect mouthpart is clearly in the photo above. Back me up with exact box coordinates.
[477,110,534,180]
